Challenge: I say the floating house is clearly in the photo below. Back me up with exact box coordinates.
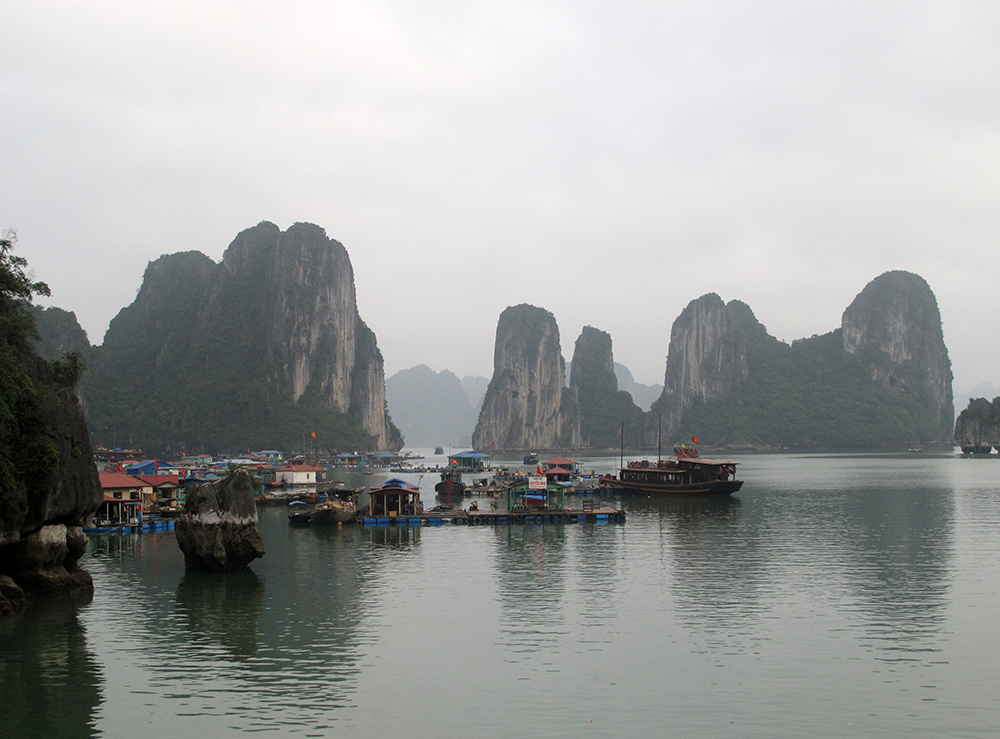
[333,452,362,468]
[96,472,152,524]
[447,451,491,470]
[276,464,321,486]
[506,475,566,512]
[133,474,183,512]
[544,457,580,474]
[368,478,422,518]
[369,451,402,467]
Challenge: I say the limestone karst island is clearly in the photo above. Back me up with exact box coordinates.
[0,220,981,621]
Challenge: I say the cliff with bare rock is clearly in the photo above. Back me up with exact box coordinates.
[651,271,954,449]
[472,304,581,452]
[83,221,402,454]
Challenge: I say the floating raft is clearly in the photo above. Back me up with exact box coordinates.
[362,506,625,527]
[83,519,176,535]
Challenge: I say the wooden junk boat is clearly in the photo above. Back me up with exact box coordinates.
[434,467,466,497]
[600,446,743,496]
[309,487,365,524]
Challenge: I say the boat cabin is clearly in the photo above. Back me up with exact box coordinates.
[369,478,422,517]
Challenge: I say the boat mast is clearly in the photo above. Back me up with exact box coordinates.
[657,414,662,462]
[620,420,624,470]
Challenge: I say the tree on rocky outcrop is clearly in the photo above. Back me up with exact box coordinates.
[0,230,102,617]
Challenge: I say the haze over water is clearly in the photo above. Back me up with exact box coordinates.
[4,450,1000,738]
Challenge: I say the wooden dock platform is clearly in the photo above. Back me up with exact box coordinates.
[361,505,624,526]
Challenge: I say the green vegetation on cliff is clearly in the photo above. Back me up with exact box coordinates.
[673,329,941,448]
[0,232,64,535]
[80,223,400,455]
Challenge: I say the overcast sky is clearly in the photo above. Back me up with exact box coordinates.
[4,1,999,393]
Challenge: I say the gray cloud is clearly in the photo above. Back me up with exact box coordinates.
[4,0,999,392]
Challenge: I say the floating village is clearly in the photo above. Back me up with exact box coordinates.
[87,447,634,534]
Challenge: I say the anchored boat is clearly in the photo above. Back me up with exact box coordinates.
[600,446,743,496]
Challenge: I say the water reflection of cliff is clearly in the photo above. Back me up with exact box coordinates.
[811,484,954,658]
[625,495,769,646]
[625,466,955,663]
[0,601,102,739]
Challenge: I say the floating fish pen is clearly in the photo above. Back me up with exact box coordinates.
[361,476,625,526]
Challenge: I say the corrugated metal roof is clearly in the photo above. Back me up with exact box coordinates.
[99,472,147,489]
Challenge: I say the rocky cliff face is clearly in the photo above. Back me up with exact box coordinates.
[954,397,999,450]
[0,349,102,617]
[651,271,954,448]
[472,304,581,451]
[84,221,401,453]
[653,295,761,441]
[841,271,954,438]
[569,326,645,449]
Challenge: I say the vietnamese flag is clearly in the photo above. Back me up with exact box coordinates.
[691,435,700,444]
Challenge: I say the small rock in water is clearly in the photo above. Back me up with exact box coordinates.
[175,469,265,572]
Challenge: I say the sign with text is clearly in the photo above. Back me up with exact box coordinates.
[527,476,547,490]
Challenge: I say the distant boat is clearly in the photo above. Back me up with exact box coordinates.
[523,452,538,465]
[599,447,743,496]
[434,446,444,455]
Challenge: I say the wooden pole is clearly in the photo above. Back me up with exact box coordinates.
[620,420,624,471]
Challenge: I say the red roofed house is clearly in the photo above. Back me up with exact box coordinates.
[276,464,321,486]
[97,472,153,524]
[544,457,579,471]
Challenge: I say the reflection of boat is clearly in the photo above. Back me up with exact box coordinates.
[435,468,466,497]
[309,488,365,524]
[599,447,743,496]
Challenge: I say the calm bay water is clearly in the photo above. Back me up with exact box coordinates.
[4,451,1000,738]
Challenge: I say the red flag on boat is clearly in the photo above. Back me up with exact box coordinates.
[311,431,316,439]
[537,464,543,475]
[691,435,700,444]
